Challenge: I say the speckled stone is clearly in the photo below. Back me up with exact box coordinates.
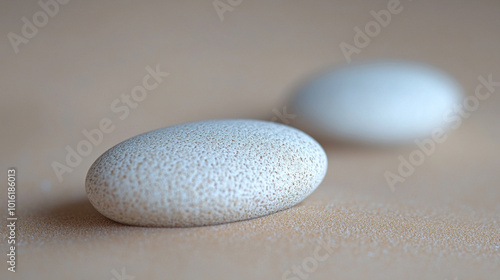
[85,119,328,227]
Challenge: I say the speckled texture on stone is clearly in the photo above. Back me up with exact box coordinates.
[85,119,328,227]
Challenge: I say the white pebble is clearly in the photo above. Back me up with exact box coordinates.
[86,119,327,227]
[292,61,463,144]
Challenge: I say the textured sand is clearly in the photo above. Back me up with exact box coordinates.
[8,191,500,280]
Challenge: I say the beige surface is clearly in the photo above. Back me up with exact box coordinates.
[1,0,499,279]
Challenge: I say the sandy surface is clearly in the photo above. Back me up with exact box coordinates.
[1,0,499,279]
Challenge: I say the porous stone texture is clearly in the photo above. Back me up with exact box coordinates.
[85,119,328,227]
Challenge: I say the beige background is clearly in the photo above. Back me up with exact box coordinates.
[1,0,499,279]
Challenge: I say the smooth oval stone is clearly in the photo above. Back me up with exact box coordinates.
[292,61,463,144]
[85,119,327,227]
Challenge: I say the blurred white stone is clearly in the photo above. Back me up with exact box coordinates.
[292,60,463,145]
